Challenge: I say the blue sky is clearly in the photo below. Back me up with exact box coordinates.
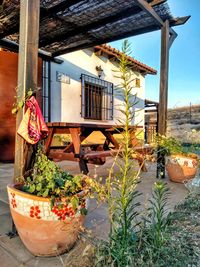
[110,0,200,108]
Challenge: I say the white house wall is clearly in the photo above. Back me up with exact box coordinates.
[50,48,145,128]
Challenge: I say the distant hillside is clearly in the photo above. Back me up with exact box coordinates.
[167,104,200,143]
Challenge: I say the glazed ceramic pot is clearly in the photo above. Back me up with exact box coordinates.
[166,154,198,183]
[7,184,85,256]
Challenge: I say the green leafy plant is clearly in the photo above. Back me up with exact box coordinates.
[132,182,173,266]
[155,134,198,158]
[12,88,34,114]
[107,40,142,267]
[144,181,170,248]
[22,144,93,214]
[155,135,183,156]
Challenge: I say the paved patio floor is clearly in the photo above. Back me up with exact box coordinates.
[0,159,188,266]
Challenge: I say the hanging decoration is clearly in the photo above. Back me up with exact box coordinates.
[17,96,48,144]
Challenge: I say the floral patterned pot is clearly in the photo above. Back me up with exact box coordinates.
[166,154,198,183]
[7,184,86,256]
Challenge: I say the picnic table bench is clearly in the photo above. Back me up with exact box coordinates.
[44,122,152,174]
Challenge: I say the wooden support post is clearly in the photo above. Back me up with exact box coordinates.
[169,28,177,48]
[69,128,89,174]
[69,128,81,156]
[44,128,54,154]
[157,20,170,179]
[14,0,40,181]
[79,160,89,175]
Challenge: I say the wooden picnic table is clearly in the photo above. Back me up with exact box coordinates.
[44,122,151,174]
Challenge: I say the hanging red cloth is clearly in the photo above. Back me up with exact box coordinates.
[17,96,48,144]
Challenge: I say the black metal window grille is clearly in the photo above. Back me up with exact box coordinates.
[81,74,113,120]
[42,60,51,122]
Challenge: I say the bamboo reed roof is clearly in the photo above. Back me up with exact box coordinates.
[0,0,189,58]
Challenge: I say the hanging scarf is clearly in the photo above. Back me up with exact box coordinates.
[17,96,48,144]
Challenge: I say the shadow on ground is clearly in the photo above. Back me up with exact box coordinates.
[0,159,187,266]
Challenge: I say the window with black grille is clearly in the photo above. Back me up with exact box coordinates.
[81,74,113,120]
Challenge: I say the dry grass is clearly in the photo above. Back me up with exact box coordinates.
[167,105,200,143]
[64,235,96,267]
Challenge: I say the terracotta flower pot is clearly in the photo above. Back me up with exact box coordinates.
[166,154,198,183]
[7,184,86,256]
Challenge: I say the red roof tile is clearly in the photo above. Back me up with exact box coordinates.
[94,44,157,75]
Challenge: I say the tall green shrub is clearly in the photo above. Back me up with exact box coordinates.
[96,40,142,267]
[145,181,170,248]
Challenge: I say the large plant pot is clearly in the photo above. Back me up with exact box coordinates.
[166,155,198,183]
[7,184,85,256]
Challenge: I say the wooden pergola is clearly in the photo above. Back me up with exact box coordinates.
[0,0,190,179]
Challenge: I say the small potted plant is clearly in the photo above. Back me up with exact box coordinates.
[156,135,198,183]
[7,144,93,256]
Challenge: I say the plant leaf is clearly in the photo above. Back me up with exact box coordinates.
[42,188,49,197]
[29,184,35,193]
[71,196,79,210]
[18,100,24,108]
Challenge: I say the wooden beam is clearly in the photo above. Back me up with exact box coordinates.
[14,0,40,180]
[157,20,170,179]
[145,109,158,113]
[0,38,63,63]
[158,20,169,135]
[170,16,191,27]
[150,0,167,5]
[46,122,120,129]
[135,0,164,26]
[0,39,18,52]
[169,28,178,48]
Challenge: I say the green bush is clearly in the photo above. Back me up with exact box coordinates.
[22,144,93,213]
